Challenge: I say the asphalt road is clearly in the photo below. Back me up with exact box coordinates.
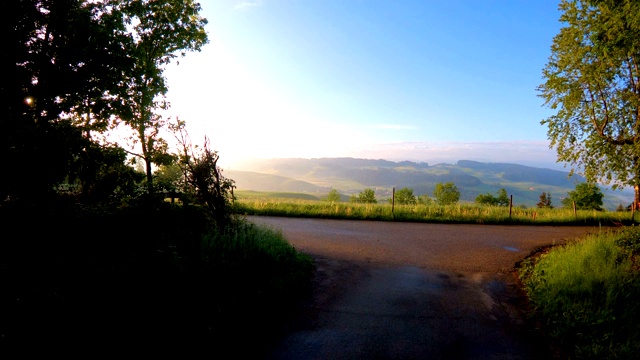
[248,216,597,360]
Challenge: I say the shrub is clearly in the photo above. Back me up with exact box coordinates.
[433,182,460,205]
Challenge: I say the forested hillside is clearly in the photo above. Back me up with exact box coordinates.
[232,157,633,210]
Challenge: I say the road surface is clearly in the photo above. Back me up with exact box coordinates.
[248,216,597,360]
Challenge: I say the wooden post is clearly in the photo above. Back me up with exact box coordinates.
[392,187,395,214]
[509,195,513,219]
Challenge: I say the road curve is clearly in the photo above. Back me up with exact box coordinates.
[248,216,597,360]
[250,216,597,273]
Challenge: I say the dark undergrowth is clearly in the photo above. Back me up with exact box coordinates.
[0,200,314,356]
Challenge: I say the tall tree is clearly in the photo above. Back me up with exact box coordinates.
[2,0,131,202]
[538,0,640,206]
[110,0,208,194]
[537,192,554,209]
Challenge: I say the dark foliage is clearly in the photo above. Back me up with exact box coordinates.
[2,0,132,203]
[1,2,309,356]
[0,202,311,355]
[476,188,510,207]
[537,192,553,208]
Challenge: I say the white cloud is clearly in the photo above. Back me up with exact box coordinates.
[368,124,418,130]
[342,140,570,170]
[233,1,262,11]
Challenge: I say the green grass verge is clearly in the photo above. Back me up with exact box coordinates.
[234,198,637,225]
[518,227,640,359]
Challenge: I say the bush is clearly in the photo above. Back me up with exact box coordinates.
[433,182,460,205]
[475,188,509,207]
[352,188,377,203]
[395,187,417,205]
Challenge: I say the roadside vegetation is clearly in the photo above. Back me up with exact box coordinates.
[1,202,314,353]
[235,198,636,226]
[2,1,313,355]
[518,227,640,359]
[234,179,633,225]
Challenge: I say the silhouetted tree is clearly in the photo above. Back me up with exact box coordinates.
[108,0,208,195]
[537,192,553,209]
[2,0,131,203]
[173,121,235,228]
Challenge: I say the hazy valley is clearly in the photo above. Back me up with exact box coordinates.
[227,157,634,210]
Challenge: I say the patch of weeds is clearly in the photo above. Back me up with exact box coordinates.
[519,229,640,359]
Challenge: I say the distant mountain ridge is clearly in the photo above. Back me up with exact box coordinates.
[228,157,632,210]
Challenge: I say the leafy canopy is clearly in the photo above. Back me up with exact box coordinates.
[108,0,208,193]
[561,183,604,211]
[2,0,135,202]
[326,188,341,202]
[475,188,509,207]
[433,182,460,206]
[395,187,417,205]
[538,0,640,192]
[351,188,377,204]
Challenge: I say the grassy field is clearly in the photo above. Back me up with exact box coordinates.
[519,227,640,359]
[233,197,637,225]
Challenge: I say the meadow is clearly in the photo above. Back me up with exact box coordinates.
[519,226,640,359]
[233,196,636,226]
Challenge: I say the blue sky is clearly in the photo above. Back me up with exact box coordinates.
[162,0,566,169]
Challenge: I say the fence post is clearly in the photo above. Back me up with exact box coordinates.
[392,187,395,214]
[509,195,513,219]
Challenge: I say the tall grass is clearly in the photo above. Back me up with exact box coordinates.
[201,219,314,301]
[519,227,640,359]
[234,198,635,225]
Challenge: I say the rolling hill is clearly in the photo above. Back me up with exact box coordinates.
[228,157,634,210]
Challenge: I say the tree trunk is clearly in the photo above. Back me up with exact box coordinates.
[145,157,153,195]
[137,117,154,195]
[635,184,640,210]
